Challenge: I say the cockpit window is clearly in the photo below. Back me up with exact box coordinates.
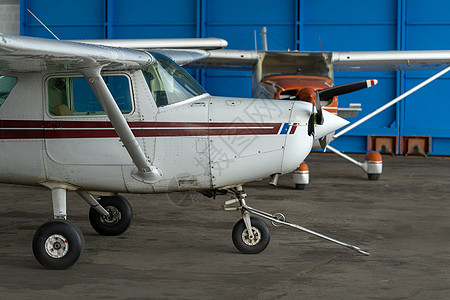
[47,75,133,116]
[143,52,206,107]
[0,75,18,107]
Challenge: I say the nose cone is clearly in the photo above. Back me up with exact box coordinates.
[314,110,349,139]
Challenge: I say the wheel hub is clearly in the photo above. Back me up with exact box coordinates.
[45,234,69,259]
[242,227,261,246]
[101,206,121,226]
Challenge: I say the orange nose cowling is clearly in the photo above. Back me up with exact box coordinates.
[298,87,316,106]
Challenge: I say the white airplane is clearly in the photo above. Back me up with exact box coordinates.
[0,33,375,270]
[188,46,450,188]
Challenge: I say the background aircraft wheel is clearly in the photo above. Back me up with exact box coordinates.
[32,220,84,270]
[89,195,132,236]
[232,217,270,254]
[295,184,306,190]
[367,173,380,180]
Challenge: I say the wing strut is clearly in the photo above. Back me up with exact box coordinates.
[333,65,450,139]
[81,67,162,183]
[321,66,450,180]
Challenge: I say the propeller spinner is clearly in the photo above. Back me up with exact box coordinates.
[314,79,378,149]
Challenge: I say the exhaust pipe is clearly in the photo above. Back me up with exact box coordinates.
[269,173,280,187]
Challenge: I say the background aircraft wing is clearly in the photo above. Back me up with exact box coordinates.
[0,34,153,72]
[332,50,450,71]
[187,49,450,72]
[186,49,258,70]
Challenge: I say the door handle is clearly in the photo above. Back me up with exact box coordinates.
[191,102,206,107]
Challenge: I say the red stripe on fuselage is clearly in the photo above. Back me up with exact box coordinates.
[0,120,283,139]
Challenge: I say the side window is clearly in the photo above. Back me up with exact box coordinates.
[0,75,18,108]
[47,75,133,116]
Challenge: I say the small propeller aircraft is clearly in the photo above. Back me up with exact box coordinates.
[188,44,450,189]
[1,33,382,269]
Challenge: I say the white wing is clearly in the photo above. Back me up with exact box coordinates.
[147,49,210,66]
[73,38,228,50]
[0,34,153,72]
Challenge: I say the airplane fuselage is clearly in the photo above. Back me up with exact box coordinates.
[0,69,314,194]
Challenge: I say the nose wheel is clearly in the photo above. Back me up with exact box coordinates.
[232,217,270,254]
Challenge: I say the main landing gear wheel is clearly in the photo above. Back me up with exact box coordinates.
[232,217,270,254]
[32,220,84,270]
[89,195,132,236]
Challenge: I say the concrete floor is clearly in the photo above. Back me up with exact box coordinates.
[0,154,449,299]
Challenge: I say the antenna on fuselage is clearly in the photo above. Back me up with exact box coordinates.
[27,9,60,41]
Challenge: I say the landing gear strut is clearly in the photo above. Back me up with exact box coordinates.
[232,217,270,254]
[33,183,133,269]
[33,183,84,269]
[224,187,370,256]
[225,187,271,254]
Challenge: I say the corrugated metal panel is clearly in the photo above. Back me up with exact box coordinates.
[401,0,450,155]
[206,0,295,50]
[0,2,20,35]
[108,0,198,39]
[300,0,399,153]
[203,0,296,97]
[21,0,105,39]
[300,0,398,51]
[18,0,450,155]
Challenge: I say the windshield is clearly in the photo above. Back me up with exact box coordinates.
[143,52,206,107]
[259,52,333,80]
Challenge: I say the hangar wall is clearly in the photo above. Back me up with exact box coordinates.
[19,0,450,155]
[0,0,19,35]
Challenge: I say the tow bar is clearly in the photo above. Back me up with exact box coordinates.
[224,194,370,256]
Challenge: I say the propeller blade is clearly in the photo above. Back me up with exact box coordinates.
[318,79,378,100]
[311,79,376,149]
[315,90,324,125]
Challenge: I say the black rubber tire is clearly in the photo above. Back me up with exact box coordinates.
[32,220,84,270]
[89,195,132,236]
[232,217,270,254]
[368,173,381,180]
[295,184,306,190]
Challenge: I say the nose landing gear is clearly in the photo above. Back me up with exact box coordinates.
[224,187,370,256]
